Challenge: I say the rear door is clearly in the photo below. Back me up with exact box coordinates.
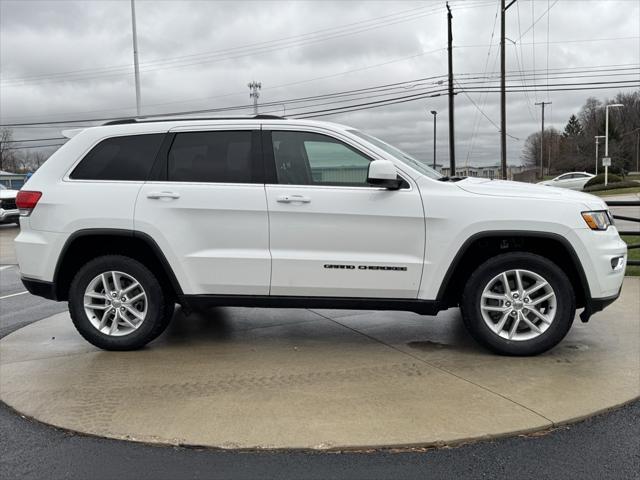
[135,125,270,295]
[263,127,425,298]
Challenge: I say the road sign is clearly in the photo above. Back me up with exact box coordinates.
[602,157,611,167]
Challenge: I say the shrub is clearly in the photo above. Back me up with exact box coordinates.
[583,180,639,192]
[584,173,622,188]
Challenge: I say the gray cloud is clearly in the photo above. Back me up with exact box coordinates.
[1,0,638,166]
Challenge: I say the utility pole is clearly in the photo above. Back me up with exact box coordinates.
[636,131,639,173]
[500,0,517,179]
[248,81,262,115]
[430,110,438,170]
[535,101,551,179]
[130,0,142,117]
[446,2,455,174]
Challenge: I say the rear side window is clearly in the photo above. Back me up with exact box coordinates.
[70,134,164,181]
[167,130,259,183]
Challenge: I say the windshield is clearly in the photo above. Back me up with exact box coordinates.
[0,184,6,190]
[347,129,442,180]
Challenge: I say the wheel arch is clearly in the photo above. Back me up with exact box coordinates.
[53,228,183,301]
[436,231,590,309]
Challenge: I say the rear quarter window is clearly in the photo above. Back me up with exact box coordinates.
[70,134,165,181]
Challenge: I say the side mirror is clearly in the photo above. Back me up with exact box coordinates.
[367,160,401,190]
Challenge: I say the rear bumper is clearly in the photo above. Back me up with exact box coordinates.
[21,277,59,301]
[0,208,19,223]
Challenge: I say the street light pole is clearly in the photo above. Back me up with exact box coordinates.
[130,0,142,117]
[430,110,437,171]
[605,103,623,185]
[594,135,605,175]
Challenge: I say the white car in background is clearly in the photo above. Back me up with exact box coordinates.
[0,184,19,225]
[538,172,595,190]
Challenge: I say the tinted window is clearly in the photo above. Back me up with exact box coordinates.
[271,131,371,186]
[167,131,258,183]
[71,134,164,181]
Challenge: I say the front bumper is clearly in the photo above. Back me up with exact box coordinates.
[574,227,627,299]
[0,208,19,223]
[580,287,622,322]
[21,277,59,301]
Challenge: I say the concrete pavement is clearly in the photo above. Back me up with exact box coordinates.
[1,278,638,450]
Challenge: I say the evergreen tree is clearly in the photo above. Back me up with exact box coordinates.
[563,115,584,138]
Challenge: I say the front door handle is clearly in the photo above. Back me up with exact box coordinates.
[147,191,181,200]
[277,194,311,204]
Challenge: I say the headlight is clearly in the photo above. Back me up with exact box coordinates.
[581,210,612,230]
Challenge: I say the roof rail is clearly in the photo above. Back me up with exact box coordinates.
[102,114,285,126]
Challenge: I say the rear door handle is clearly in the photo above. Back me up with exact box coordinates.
[147,191,181,200]
[277,194,311,204]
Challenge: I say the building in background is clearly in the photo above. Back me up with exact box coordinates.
[0,171,27,189]
[439,164,528,180]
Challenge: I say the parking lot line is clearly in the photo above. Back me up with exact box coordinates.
[0,291,28,300]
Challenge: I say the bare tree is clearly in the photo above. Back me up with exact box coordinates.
[521,127,561,171]
[521,90,640,174]
[0,128,16,172]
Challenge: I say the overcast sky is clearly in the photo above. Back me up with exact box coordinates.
[1,0,639,166]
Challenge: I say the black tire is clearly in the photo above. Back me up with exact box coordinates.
[460,252,575,356]
[68,255,174,351]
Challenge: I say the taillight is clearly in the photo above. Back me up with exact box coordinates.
[16,190,42,216]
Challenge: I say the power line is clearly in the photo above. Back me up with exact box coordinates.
[466,0,500,166]
[2,65,637,127]
[0,4,456,87]
[516,0,537,122]
[2,78,636,148]
[1,72,637,132]
[454,78,521,140]
[2,137,66,143]
[1,0,498,88]
[517,0,559,41]
[3,143,66,151]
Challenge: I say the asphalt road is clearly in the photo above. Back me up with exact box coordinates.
[1,224,639,480]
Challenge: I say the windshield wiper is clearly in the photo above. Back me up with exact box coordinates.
[437,176,467,182]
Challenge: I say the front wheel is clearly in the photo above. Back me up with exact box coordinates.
[460,252,576,356]
[68,255,173,350]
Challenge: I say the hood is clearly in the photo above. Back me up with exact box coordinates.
[455,177,606,209]
[0,189,18,200]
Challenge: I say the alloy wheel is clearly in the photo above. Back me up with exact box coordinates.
[83,271,148,336]
[479,269,557,341]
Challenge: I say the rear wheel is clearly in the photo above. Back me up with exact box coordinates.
[68,255,173,350]
[460,252,575,356]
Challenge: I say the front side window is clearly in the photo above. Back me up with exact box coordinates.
[271,131,372,186]
[70,134,164,181]
[168,130,259,183]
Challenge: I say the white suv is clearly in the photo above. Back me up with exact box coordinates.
[15,116,627,355]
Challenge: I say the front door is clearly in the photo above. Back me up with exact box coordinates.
[263,128,425,298]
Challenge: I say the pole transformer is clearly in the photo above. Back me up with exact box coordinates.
[446,2,455,175]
